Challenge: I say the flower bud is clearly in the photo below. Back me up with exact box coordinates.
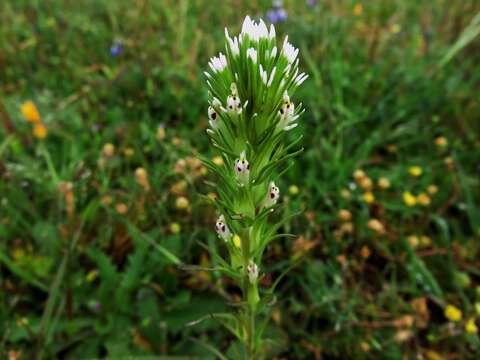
[175,196,190,210]
[20,100,41,123]
[215,215,232,242]
[103,143,115,158]
[33,123,47,140]
[264,182,280,207]
[156,125,166,141]
[135,167,150,191]
[247,261,259,284]
[234,151,250,186]
[226,95,242,114]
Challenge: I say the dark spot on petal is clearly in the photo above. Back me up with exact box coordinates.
[280,108,284,114]
[212,112,217,119]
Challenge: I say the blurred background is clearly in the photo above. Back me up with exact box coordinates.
[1,0,480,358]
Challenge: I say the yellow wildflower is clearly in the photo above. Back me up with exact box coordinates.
[444,304,462,322]
[378,177,391,189]
[360,245,371,259]
[289,185,299,195]
[124,147,134,157]
[102,143,115,157]
[390,24,401,34]
[427,185,438,195]
[408,166,423,177]
[171,137,182,146]
[156,125,166,141]
[115,203,128,214]
[86,269,99,283]
[233,234,241,248]
[435,136,448,148]
[403,191,417,207]
[340,189,351,199]
[33,123,47,139]
[340,222,354,234]
[353,169,366,181]
[175,196,190,210]
[426,350,445,360]
[135,167,150,191]
[367,218,385,234]
[169,222,181,234]
[20,100,41,123]
[359,341,370,352]
[417,193,431,206]
[338,209,352,221]
[353,3,363,16]
[358,176,373,190]
[171,180,187,195]
[420,236,432,247]
[465,318,478,334]
[212,156,224,166]
[407,235,419,248]
[101,195,112,206]
[444,156,454,169]
[363,191,375,204]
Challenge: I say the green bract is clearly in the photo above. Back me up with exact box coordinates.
[201,15,307,357]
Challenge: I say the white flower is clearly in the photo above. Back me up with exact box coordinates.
[267,67,276,87]
[278,91,299,131]
[264,181,280,207]
[211,97,222,108]
[208,52,227,73]
[269,46,278,59]
[247,261,259,284]
[215,215,232,242]
[241,16,269,42]
[234,150,250,186]
[226,95,242,114]
[294,72,309,86]
[247,48,257,64]
[268,24,276,40]
[281,36,298,64]
[225,28,240,56]
[208,106,218,129]
[259,64,268,85]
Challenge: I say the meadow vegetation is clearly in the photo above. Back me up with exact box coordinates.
[1,0,480,358]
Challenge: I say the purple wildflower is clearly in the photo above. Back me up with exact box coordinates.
[266,8,288,24]
[110,42,123,57]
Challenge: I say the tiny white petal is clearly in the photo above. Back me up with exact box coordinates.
[267,67,276,87]
[247,48,257,63]
[269,24,276,40]
[271,46,277,58]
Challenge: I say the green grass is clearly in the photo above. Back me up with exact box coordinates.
[1,0,480,358]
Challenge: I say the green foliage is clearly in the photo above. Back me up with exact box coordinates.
[1,0,480,358]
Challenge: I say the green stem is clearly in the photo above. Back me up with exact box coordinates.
[244,283,256,360]
[39,143,60,185]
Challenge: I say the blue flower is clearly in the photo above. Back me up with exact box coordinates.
[110,42,123,57]
[266,8,288,24]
